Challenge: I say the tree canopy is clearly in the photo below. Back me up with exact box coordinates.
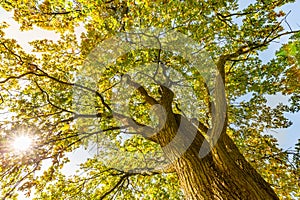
[0,0,299,199]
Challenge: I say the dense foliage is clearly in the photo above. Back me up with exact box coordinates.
[0,0,299,199]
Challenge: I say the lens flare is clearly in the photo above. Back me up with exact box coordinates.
[12,135,32,152]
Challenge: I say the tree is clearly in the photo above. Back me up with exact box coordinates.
[0,0,299,199]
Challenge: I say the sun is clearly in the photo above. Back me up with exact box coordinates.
[12,135,32,152]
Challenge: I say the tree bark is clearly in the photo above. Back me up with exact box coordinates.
[154,114,279,200]
[140,80,279,199]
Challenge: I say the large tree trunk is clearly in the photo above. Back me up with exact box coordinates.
[153,111,279,200]
[173,133,279,199]
[149,81,278,199]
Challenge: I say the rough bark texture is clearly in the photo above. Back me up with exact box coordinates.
[155,115,279,200]
[134,65,280,199]
[150,83,279,199]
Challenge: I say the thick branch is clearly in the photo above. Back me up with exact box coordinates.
[123,74,158,105]
[158,84,174,111]
[113,112,157,142]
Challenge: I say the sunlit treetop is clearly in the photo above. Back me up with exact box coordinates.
[0,0,299,199]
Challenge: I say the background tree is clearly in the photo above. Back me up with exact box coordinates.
[0,0,299,199]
